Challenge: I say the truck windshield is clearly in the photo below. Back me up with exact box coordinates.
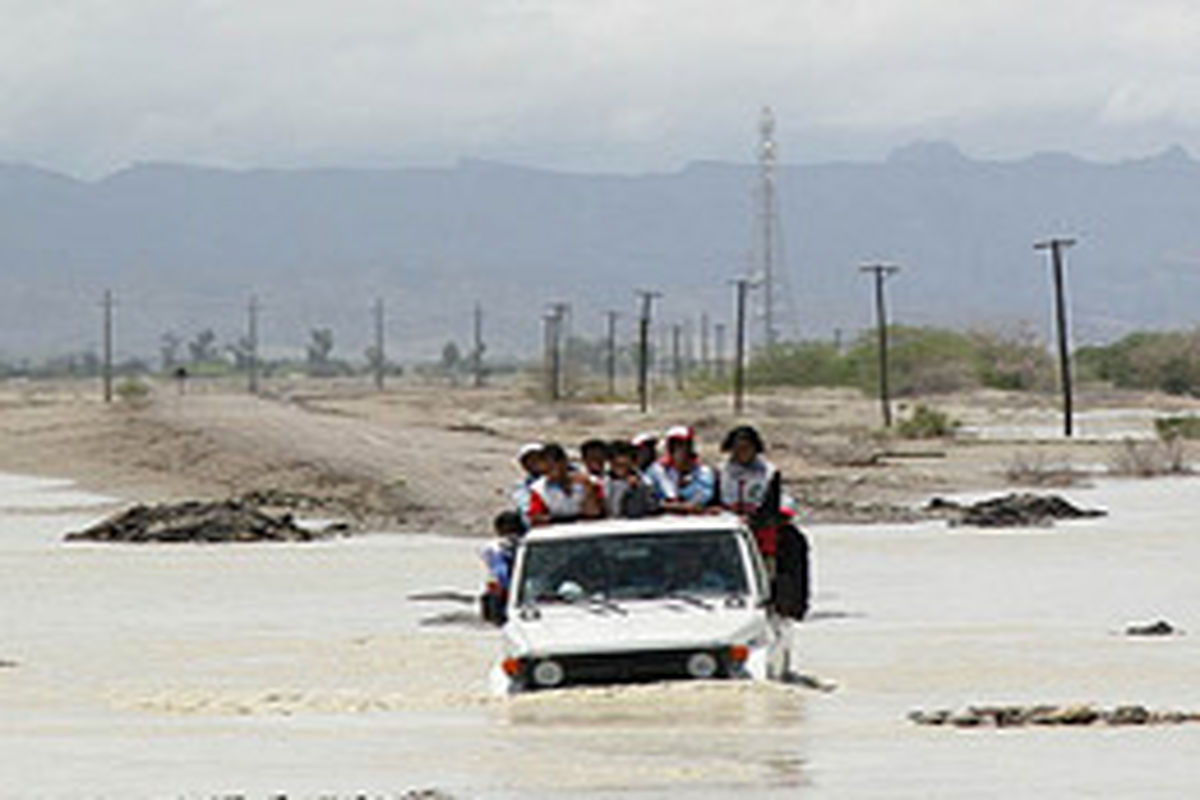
[517,530,750,605]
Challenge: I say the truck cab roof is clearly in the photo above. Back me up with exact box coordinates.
[523,513,748,543]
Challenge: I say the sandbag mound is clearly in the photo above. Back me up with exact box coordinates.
[65,500,333,544]
[928,493,1106,528]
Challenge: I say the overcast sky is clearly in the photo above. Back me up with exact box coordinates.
[3,0,1200,177]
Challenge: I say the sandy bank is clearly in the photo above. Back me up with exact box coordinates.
[1,378,1198,533]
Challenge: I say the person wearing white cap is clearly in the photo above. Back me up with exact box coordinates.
[510,442,545,525]
[631,431,659,472]
[646,425,716,513]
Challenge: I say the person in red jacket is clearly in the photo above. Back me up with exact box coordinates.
[526,443,606,526]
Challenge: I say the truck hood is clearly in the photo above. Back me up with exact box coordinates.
[504,599,767,657]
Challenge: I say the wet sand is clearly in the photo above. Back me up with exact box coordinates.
[3,473,1200,797]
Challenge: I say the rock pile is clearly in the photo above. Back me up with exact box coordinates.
[65,500,345,544]
[910,704,1200,728]
[1126,619,1182,637]
[927,493,1106,528]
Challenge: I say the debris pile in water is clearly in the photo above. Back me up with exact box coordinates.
[909,704,1200,728]
[926,493,1106,528]
[64,500,346,544]
[1125,619,1182,637]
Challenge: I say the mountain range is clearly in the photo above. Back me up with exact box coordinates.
[2,141,1199,362]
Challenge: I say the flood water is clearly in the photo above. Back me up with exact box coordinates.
[3,474,1200,798]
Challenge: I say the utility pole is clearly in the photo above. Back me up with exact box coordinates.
[635,289,661,413]
[671,323,683,391]
[1035,237,1078,438]
[700,311,711,373]
[101,289,114,403]
[860,263,900,427]
[248,295,261,394]
[714,323,727,378]
[605,310,619,397]
[472,301,485,388]
[548,302,570,398]
[371,297,385,391]
[543,310,562,401]
[732,277,754,415]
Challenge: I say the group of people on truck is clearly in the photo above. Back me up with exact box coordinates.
[511,424,777,526]
[481,424,810,623]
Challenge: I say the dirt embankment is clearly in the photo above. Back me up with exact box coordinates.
[0,384,515,532]
[2,378,1198,534]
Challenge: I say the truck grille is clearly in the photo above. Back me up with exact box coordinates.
[526,648,730,688]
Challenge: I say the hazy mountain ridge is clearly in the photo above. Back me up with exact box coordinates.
[2,143,1199,360]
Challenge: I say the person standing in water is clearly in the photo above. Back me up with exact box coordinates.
[718,424,809,620]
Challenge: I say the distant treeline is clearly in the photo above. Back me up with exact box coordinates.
[746,325,1056,395]
[1076,331,1200,396]
[744,326,1200,398]
[7,323,1200,400]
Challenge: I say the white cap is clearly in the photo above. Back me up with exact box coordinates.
[632,431,659,447]
[516,442,543,462]
[664,424,694,441]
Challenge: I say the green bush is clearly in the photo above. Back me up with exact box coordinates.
[115,377,151,405]
[742,325,1058,398]
[896,404,959,439]
[1077,330,1200,396]
[1155,415,1200,441]
[747,342,855,388]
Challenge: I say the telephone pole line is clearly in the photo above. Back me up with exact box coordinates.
[543,311,560,401]
[732,277,754,415]
[472,301,485,388]
[714,323,727,378]
[248,295,261,394]
[547,302,570,399]
[1035,237,1078,438]
[671,323,683,391]
[860,263,900,427]
[635,289,662,413]
[101,289,114,403]
[605,310,619,397]
[369,297,385,391]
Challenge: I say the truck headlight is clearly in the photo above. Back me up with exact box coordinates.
[686,651,719,679]
[532,659,565,688]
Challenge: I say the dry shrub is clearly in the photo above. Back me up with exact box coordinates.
[1108,438,1189,477]
[1004,451,1086,487]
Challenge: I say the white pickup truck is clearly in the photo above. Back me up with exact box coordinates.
[490,514,799,694]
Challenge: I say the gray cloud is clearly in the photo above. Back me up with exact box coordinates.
[2,0,1200,176]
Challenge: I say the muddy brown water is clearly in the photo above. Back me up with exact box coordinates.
[2,473,1200,798]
